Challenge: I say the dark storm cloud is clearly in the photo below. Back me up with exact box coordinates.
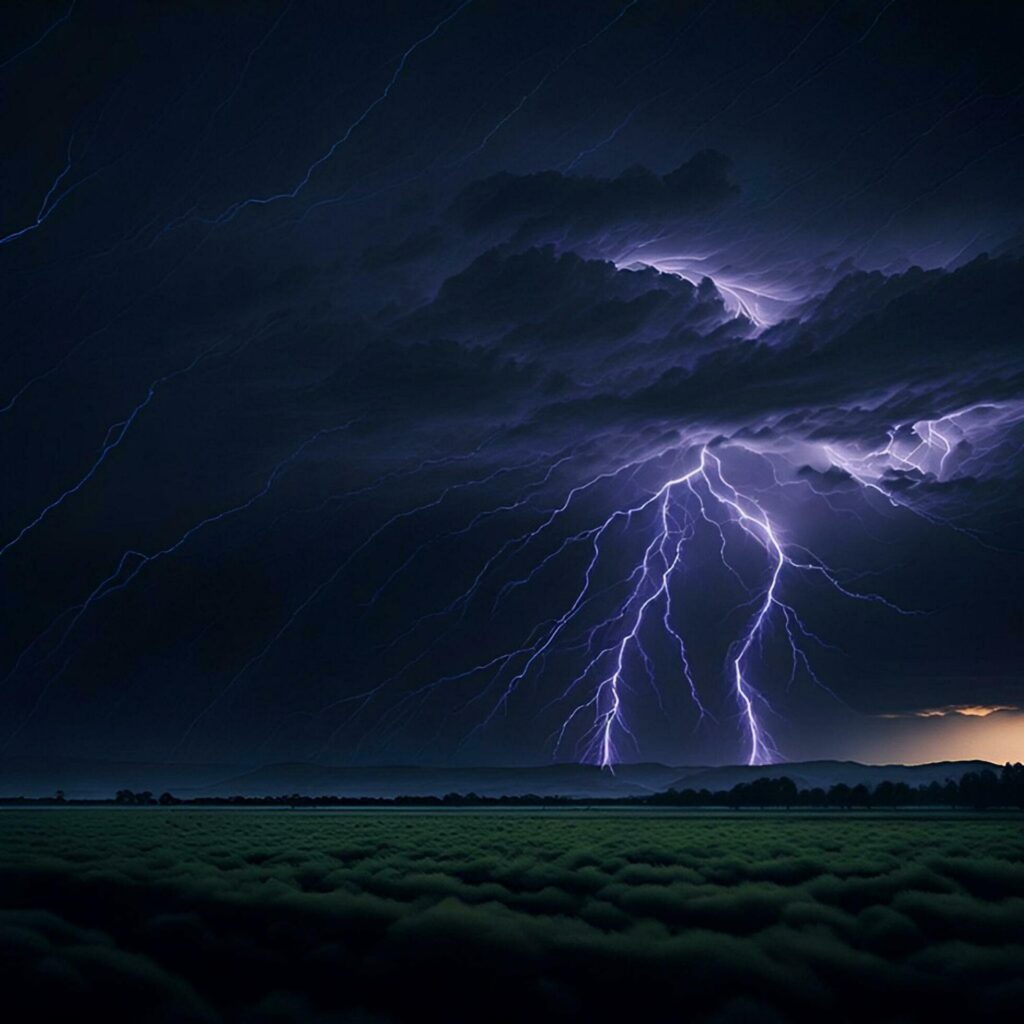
[795,465,857,494]
[310,228,1024,469]
[450,149,738,238]
[524,254,1024,446]
[401,244,729,348]
[297,244,737,426]
[359,226,445,272]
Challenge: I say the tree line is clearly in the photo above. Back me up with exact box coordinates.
[648,764,1024,809]
[2,764,1021,809]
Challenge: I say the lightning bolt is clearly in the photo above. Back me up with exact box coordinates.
[172,440,564,751]
[297,440,910,770]
[825,401,1024,512]
[455,0,639,164]
[562,88,670,174]
[0,0,76,72]
[0,344,224,559]
[1,421,360,748]
[0,130,101,248]
[211,0,294,119]
[501,445,898,768]
[200,0,474,228]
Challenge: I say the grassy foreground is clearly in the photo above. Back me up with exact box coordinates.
[1,810,1022,1022]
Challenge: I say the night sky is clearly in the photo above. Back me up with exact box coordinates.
[2,0,1023,769]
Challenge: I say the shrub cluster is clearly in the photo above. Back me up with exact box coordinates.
[0,810,1022,1022]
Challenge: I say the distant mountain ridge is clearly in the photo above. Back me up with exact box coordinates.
[0,756,998,800]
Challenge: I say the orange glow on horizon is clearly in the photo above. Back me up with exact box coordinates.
[879,705,1021,719]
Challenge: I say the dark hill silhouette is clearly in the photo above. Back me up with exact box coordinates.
[0,756,1000,800]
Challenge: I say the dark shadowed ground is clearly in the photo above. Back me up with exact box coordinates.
[1,810,1022,1022]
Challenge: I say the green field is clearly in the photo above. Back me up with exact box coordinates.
[1,810,1023,1022]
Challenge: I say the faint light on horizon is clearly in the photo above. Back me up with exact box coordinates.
[878,704,1022,719]
[845,705,1024,767]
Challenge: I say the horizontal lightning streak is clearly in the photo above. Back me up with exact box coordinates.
[205,0,473,226]
[0,422,360,748]
[0,0,76,72]
[0,345,222,559]
[455,0,639,164]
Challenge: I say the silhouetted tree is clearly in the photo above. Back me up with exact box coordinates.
[828,783,852,808]
[1001,763,1024,808]
[850,784,870,808]
[960,769,1000,809]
